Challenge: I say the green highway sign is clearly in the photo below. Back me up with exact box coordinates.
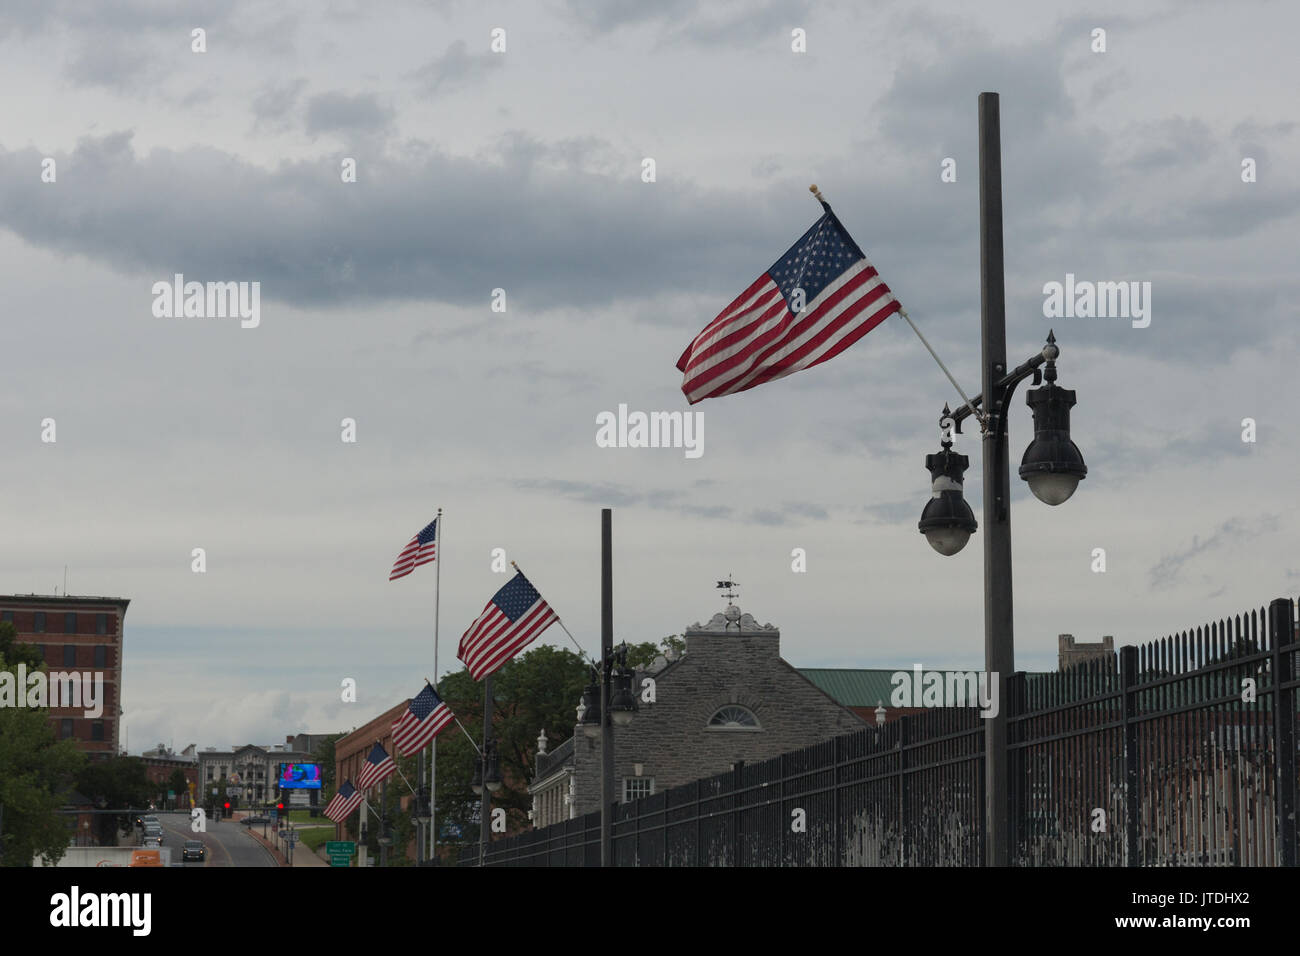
[325,841,355,855]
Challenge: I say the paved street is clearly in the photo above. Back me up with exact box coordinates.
[152,811,276,867]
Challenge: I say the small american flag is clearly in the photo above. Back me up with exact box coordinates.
[392,683,454,756]
[324,780,363,823]
[458,570,559,680]
[389,518,438,581]
[355,742,397,791]
[677,201,901,403]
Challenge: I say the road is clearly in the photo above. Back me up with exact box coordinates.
[152,811,276,867]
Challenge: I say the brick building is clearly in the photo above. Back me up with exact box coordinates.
[140,743,199,807]
[530,602,866,826]
[0,593,129,760]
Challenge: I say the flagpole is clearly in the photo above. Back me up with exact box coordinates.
[430,507,442,863]
[808,183,985,428]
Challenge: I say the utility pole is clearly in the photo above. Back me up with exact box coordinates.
[600,508,614,866]
[978,90,1013,867]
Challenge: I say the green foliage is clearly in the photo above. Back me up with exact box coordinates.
[313,732,347,791]
[76,756,155,844]
[624,635,684,668]
[432,644,588,855]
[0,622,43,670]
[0,641,86,866]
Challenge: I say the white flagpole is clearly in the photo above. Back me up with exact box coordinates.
[430,507,442,862]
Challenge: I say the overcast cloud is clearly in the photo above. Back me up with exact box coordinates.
[1,0,1296,752]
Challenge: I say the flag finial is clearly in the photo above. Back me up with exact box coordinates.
[809,184,827,204]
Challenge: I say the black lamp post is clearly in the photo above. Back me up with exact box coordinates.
[914,94,1088,866]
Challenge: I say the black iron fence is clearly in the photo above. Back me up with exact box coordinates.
[460,596,1299,866]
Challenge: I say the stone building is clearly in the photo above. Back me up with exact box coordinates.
[529,602,866,826]
[1058,633,1114,670]
[197,736,319,808]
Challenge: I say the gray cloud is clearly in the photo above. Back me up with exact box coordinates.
[304,91,395,136]
[409,40,502,96]
[1149,515,1279,589]
[252,78,308,132]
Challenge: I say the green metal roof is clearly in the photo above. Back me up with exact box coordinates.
[797,669,901,707]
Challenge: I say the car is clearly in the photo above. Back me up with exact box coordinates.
[182,840,206,862]
[143,826,163,844]
[242,815,269,826]
[142,837,162,849]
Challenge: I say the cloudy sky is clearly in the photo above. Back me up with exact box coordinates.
[1,0,1296,753]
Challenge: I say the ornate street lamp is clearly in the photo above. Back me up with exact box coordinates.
[1020,333,1087,505]
[919,411,978,556]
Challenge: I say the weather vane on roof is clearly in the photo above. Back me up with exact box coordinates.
[716,576,743,627]
[716,576,739,605]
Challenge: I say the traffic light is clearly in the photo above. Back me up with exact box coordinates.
[223,801,231,819]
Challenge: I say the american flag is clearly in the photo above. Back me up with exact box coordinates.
[355,742,397,791]
[389,518,438,581]
[676,202,901,404]
[392,682,455,756]
[458,570,559,680]
[324,780,363,823]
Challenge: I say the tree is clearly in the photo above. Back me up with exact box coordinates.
[625,634,684,669]
[0,631,86,866]
[76,757,154,844]
[165,769,189,808]
[0,621,42,670]
[432,645,588,855]
[313,732,347,792]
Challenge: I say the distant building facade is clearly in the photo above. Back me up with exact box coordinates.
[1058,634,1114,670]
[530,602,867,827]
[140,743,199,806]
[0,593,130,760]
[197,737,319,807]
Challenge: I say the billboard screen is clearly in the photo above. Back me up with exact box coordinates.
[278,763,322,789]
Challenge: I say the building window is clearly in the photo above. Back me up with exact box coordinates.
[92,722,105,742]
[34,612,46,633]
[61,719,74,739]
[1,610,11,624]
[94,646,107,668]
[96,613,108,635]
[622,777,654,803]
[707,705,760,729]
[64,612,76,634]
[36,645,46,662]
[63,645,77,667]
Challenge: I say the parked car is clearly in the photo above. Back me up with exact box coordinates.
[242,815,269,826]
[182,840,206,862]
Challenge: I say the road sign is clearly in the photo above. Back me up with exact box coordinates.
[326,841,355,868]
[270,809,278,821]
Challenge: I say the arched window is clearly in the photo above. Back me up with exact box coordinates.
[708,705,760,729]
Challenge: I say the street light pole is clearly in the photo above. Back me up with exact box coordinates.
[600,507,614,867]
[978,90,1013,868]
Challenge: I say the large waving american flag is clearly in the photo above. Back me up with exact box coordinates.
[392,682,454,756]
[389,518,438,581]
[676,200,901,404]
[355,743,397,791]
[324,780,364,823]
[458,570,559,681]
